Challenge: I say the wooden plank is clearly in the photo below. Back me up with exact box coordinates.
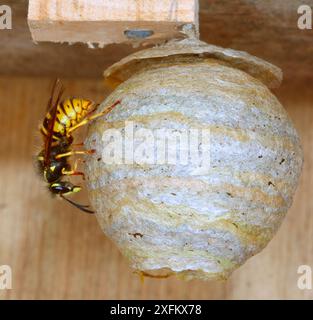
[28,0,198,45]
[0,76,312,299]
[0,0,311,83]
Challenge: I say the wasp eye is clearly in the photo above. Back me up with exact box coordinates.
[50,183,63,192]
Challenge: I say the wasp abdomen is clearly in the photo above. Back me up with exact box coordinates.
[41,98,95,138]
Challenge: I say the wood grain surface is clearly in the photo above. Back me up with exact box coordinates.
[1,0,313,83]
[28,0,197,45]
[0,76,312,300]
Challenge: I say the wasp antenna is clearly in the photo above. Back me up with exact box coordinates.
[60,195,95,214]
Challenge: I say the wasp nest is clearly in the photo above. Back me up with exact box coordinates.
[85,39,303,280]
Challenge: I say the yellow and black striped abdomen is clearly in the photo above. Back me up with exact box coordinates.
[40,98,95,138]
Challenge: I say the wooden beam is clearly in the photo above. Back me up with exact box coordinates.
[28,0,199,46]
[2,0,313,83]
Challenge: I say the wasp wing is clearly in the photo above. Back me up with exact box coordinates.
[46,78,60,111]
[44,79,64,166]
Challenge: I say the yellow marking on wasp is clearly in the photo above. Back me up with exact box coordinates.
[50,166,56,172]
[56,108,70,127]
[53,121,65,134]
[63,186,82,196]
[62,168,75,175]
[52,134,61,140]
[72,99,82,113]
[40,125,48,135]
[37,156,44,161]
[81,99,91,110]
[44,170,48,181]
[63,99,77,120]
[56,150,94,159]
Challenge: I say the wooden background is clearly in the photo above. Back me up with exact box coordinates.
[0,0,313,300]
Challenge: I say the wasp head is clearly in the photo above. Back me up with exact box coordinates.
[49,181,82,195]
[49,181,94,213]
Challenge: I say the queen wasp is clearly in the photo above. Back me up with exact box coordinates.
[37,79,120,213]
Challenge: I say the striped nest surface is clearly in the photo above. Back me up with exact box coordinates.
[85,39,303,281]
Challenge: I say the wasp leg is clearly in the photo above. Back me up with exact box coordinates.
[55,149,95,159]
[72,142,85,147]
[62,169,85,180]
[61,160,86,180]
[67,100,121,134]
[68,144,87,158]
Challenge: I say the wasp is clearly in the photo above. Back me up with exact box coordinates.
[37,79,120,213]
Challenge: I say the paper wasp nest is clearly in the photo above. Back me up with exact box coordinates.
[85,39,303,280]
